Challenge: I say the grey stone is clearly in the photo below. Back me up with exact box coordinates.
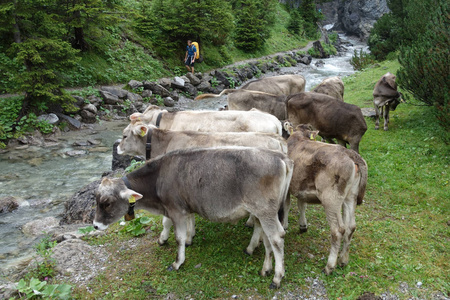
[60,180,100,225]
[163,97,175,107]
[170,91,180,102]
[87,95,103,107]
[83,103,97,114]
[65,150,88,157]
[197,81,211,91]
[72,95,85,107]
[143,81,170,97]
[180,75,190,84]
[126,92,143,102]
[361,107,377,118]
[101,86,128,99]
[37,113,59,125]
[128,80,143,90]
[112,139,144,171]
[214,71,231,87]
[56,113,81,130]
[22,216,59,236]
[142,90,152,98]
[0,196,20,213]
[100,90,121,105]
[315,60,325,68]
[158,78,172,89]
[172,77,186,90]
[185,73,201,86]
[80,110,97,124]
[184,83,197,96]
[299,55,312,65]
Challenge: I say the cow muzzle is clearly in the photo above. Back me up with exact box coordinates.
[93,221,109,231]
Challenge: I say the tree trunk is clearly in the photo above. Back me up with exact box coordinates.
[12,0,22,43]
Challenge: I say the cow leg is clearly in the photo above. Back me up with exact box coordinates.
[374,104,381,130]
[281,193,291,230]
[245,218,263,255]
[158,216,173,245]
[383,105,390,131]
[169,215,188,271]
[185,214,196,246]
[323,197,345,275]
[260,231,273,277]
[245,215,255,228]
[339,198,357,268]
[259,217,285,289]
[298,200,308,233]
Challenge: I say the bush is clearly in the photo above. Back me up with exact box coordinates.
[350,49,376,71]
[397,1,449,136]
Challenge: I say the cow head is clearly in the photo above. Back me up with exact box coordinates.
[117,123,155,157]
[93,177,143,230]
[387,92,404,111]
[292,124,319,141]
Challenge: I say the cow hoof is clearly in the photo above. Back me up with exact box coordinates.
[375,126,379,130]
[269,282,280,289]
[323,267,333,275]
[244,223,254,228]
[243,249,252,256]
[158,240,168,246]
[167,265,174,271]
[185,242,192,247]
[260,270,272,277]
[384,127,389,131]
[299,225,308,234]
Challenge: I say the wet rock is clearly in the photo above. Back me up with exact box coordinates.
[172,77,186,90]
[299,55,312,65]
[65,150,88,157]
[180,75,190,84]
[0,196,20,213]
[315,60,325,68]
[214,71,231,87]
[60,180,100,225]
[87,139,101,145]
[56,113,82,130]
[37,113,59,125]
[73,141,90,147]
[101,86,128,99]
[15,145,29,150]
[111,139,143,171]
[87,95,103,107]
[28,157,43,167]
[100,90,121,105]
[22,216,59,236]
[170,91,180,102]
[184,83,197,97]
[128,80,143,90]
[164,97,175,107]
[83,103,98,114]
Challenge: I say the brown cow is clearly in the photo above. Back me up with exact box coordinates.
[195,74,306,100]
[312,76,345,101]
[287,92,367,153]
[284,124,367,275]
[373,72,403,131]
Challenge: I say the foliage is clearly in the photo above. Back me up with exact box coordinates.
[397,0,449,136]
[307,43,336,58]
[16,277,72,300]
[233,0,276,52]
[27,234,58,280]
[298,0,323,38]
[120,215,156,237]
[287,7,304,36]
[350,49,376,71]
[125,159,145,173]
[328,32,338,44]
[78,225,96,234]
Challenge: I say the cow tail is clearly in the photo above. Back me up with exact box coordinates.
[279,157,294,227]
[356,158,368,205]
[194,89,236,100]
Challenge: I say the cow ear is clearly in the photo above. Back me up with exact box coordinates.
[310,130,319,140]
[133,124,148,137]
[120,188,143,202]
[130,113,143,121]
[283,121,294,135]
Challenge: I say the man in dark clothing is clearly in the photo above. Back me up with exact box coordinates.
[184,40,197,74]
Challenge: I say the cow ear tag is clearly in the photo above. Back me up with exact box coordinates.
[289,128,294,135]
[129,195,136,203]
[310,133,315,140]
[140,129,146,137]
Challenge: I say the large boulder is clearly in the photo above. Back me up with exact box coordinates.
[100,90,121,105]
[128,80,143,90]
[37,113,59,125]
[59,180,99,225]
[185,73,201,86]
[143,81,170,97]
[100,86,128,99]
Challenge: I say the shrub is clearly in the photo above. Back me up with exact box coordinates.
[350,49,376,71]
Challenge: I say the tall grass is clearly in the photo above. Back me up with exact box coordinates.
[72,60,449,299]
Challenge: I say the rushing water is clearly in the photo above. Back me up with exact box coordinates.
[0,34,367,279]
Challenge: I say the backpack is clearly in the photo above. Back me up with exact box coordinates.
[192,42,204,63]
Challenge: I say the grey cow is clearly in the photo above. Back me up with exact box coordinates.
[94,147,293,289]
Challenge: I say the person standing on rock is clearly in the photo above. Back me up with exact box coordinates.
[184,40,197,74]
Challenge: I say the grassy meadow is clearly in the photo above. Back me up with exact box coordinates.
[73,60,449,299]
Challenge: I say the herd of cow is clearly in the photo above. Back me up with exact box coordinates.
[93,72,403,289]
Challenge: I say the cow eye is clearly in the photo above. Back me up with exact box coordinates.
[123,135,127,139]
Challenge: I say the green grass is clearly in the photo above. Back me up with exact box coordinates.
[70,60,449,299]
